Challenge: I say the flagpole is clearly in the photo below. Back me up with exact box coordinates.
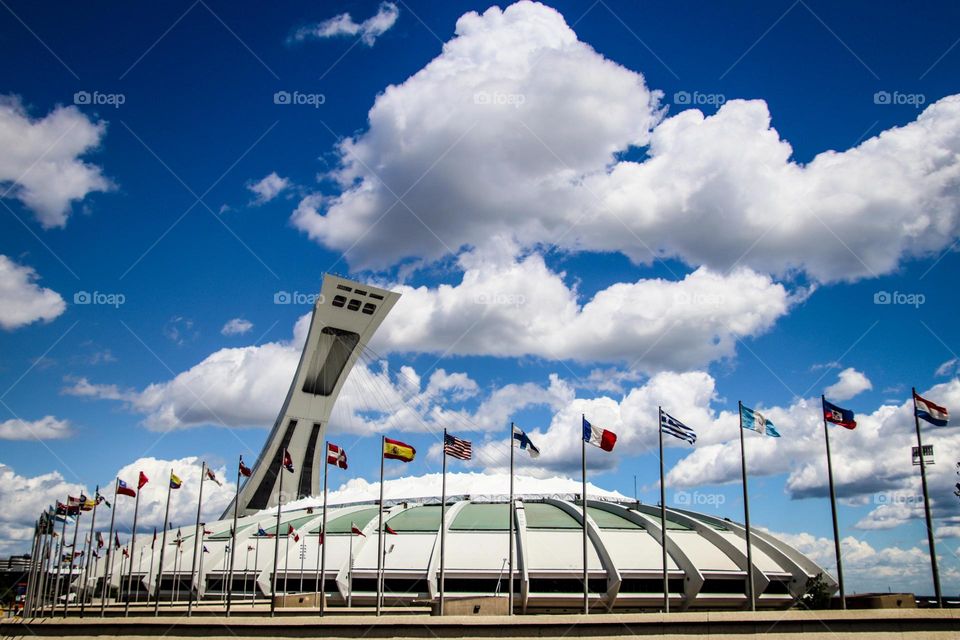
[36,521,48,616]
[508,422,515,616]
[53,495,70,616]
[187,462,206,617]
[348,528,354,608]
[659,407,669,614]
[63,504,82,617]
[79,487,99,617]
[270,459,284,617]
[913,387,942,608]
[39,525,53,616]
[24,520,40,617]
[440,428,447,616]
[172,545,179,605]
[101,480,119,616]
[738,402,756,611]
[376,435,385,617]
[226,457,242,617]
[148,529,156,609]
[253,534,260,607]
[154,474,172,616]
[284,529,290,597]
[124,482,142,617]
[319,441,329,616]
[821,396,846,610]
[198,526,207,608]
[581,415,590,615]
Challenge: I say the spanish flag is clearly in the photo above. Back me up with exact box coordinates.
[383,437,416,462]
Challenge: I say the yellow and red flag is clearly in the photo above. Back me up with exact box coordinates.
[383,437,415,462]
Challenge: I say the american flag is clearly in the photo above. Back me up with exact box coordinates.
[443,433,472,460]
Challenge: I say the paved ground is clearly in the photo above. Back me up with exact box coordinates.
[3,609,960,640]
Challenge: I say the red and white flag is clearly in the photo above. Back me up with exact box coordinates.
[351,522,366,537]
[287,524,300,542]
[206,467,222,486]
[327,443,348,469]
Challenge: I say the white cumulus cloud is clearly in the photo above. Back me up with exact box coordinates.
[0,415,72,440]
[0,255,65,330]
[246,171,290,205]
[0,96,112,227]
[292,2,399,47]
[221,317,253,336]
[291,1,960,284]
[825,367,873,401]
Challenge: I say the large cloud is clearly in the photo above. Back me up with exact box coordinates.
[374,250,793,367]
[0,415,72,440]
[0,96,111,227]
[0,255,66,330]
[291,1,960,284]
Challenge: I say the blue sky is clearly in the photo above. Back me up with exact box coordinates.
[2,0,960,596]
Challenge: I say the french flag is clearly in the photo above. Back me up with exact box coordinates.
[915,392,949,427]
[583,416,617,452]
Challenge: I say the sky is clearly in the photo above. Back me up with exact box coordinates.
[1,0,960,597]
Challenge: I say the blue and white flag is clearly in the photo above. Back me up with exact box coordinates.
[512,425,540,458]
[740,405,781,437]
[660,411,697,445]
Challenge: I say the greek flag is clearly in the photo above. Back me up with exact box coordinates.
[660,411,697,445]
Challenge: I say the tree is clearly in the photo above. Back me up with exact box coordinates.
[799,573,833,610]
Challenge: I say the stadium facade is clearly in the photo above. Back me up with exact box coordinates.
[78,274,836,611]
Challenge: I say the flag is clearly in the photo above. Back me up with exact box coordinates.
[287,524,299,542]
[206,468,222,486]
[583,416,617,451]
[169,472,182,489]
[203,527,213,536]
[138,471,149,489]
[327,442,348,469]
[202,546,210,554]
[117,479,136,498]
[247,544,254,551]
[383,437,416,462]
[92,549,100,559]
[915,392,949,427]
[80,495,96,511]
[152,528,157,549]
[239,457,252,478]
[57,501,80,516]
[67,495,83,508]
[122,547,129,558]
[385,524,398,535]
[96,532,104,549]
[257,526,274,538]
[823,398,857,429]
[443,433,473,460]
[351,523,366,537]
[96,491,111,509]
[740,405,781,437]
[175,529,183,546]
[660,411,697,445]
[282,448,295,473]
[114,533,121,549]
[512,425,541,458]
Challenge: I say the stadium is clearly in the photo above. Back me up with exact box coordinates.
[83,481,835,612]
